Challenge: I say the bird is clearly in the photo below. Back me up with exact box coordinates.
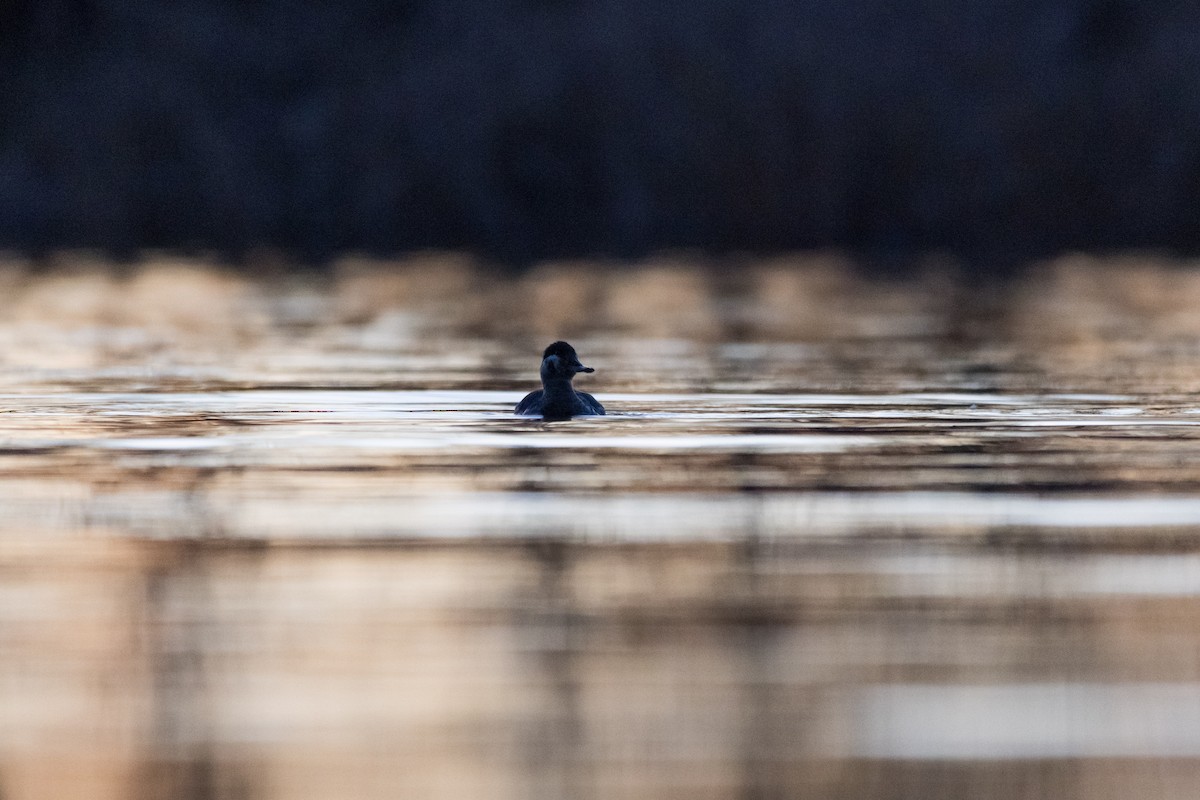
[515,341,605,419]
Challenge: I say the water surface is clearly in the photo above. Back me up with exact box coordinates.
[3,256,1200,799]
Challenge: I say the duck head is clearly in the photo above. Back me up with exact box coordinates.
[540,341,594,382]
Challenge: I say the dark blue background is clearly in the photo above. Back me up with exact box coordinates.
[1,0,1196,269]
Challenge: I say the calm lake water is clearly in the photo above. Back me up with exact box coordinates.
[3,254,1200,799]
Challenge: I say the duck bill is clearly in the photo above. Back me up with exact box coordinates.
[574,365,595,373]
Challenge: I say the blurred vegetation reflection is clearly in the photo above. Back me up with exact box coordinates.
[1,253,1200,799]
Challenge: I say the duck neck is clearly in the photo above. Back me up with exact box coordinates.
[540,372,577,401]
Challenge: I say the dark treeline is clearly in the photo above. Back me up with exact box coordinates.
[1,0,1198,269]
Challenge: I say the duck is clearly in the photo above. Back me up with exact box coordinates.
[515,341,605,419]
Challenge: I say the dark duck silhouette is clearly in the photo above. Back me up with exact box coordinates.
[515,341,605,419]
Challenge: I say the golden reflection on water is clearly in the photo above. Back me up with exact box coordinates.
[2,252,1200,798]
